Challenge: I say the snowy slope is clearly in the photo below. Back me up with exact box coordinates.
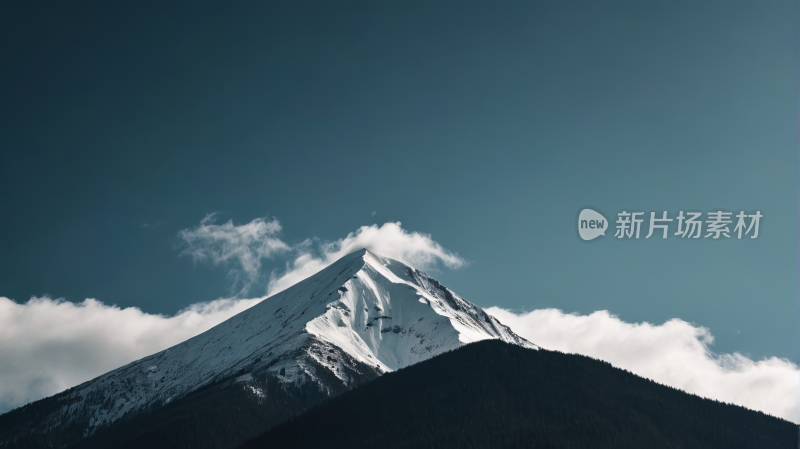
[306,250,535,374]
[0,249,535,446]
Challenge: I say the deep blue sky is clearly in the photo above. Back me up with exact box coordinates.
[1,1,797,360]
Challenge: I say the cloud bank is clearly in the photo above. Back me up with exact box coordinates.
[6,295,795,423]
[486,307,799,423]
[0,295,261,414]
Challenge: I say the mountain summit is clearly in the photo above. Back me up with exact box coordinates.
[0,249,534,449]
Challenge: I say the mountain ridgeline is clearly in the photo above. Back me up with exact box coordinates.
[0,250,793,448]
[0,250,533,449]
[242,339,796,449]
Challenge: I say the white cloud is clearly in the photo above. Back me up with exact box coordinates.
[266,221,466,295]
[177,213,290,295]
[0,295,261,414]
[486,307,799,423]
[177,216,465,298]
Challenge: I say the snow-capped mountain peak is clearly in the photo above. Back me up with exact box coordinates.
[0,249,534,446]
[306,249,535,374]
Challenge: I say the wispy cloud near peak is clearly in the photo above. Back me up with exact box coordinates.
[267,221,466,296]
[177,215,467,297]
[177,214,291,295]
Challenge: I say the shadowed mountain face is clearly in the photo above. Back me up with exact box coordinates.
[242,340,797,449]
[0,250,533,449]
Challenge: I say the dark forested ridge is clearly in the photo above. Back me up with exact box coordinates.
[0,348,380,449]
[242,340,796,449]
[71,352,380,449]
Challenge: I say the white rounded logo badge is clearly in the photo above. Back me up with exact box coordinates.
[578,208,607,241]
